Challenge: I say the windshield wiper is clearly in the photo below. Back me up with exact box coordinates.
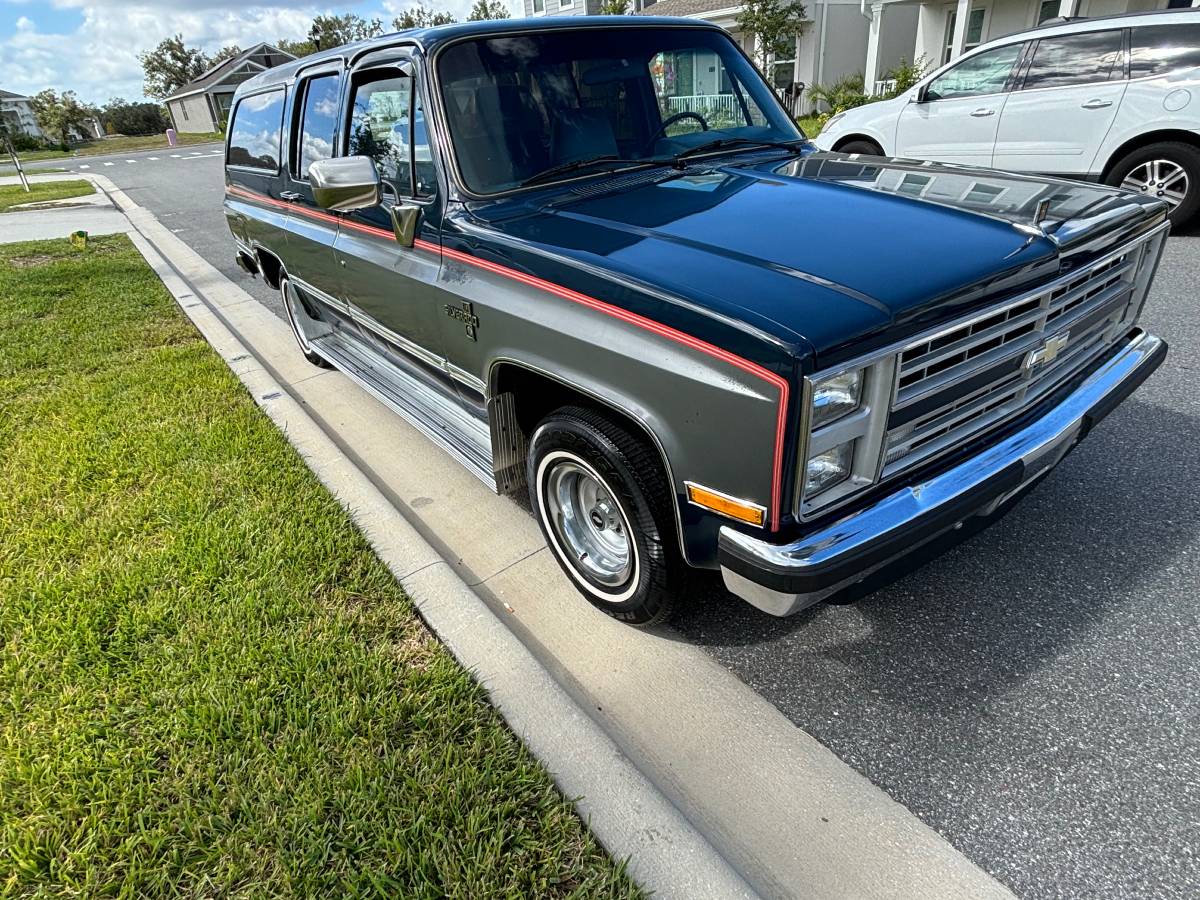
[669,137,807,164]
[519,155,659,188]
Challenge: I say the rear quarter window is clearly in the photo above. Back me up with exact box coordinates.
[1130,23,1200,78]
[228,88,286,171]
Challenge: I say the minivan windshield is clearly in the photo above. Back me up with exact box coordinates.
[436,27,802,195]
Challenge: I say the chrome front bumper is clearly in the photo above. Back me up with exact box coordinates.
[718,330,1167,617]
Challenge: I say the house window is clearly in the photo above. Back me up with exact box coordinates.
[560,0,574,8]
[532,0,545,12]
[1035,0,1058,24]
[181,102,189,121]
[943,6,988,65]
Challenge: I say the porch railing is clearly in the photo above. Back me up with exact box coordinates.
[872,78,897,97]
[666,93,741,124]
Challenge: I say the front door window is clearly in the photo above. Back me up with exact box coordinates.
[925,42,1022,100]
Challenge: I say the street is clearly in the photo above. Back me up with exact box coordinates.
[66,147,1200,899]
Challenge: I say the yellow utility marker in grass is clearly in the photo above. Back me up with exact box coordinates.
[0,179,95,212]
[0,235,641,899]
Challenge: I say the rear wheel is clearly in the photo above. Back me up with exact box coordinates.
[528,406,684,626]
[837,138,884,157]
[280,274,331,368]
[1105,141,1200,228]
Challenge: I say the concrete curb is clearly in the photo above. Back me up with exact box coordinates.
[91,174,759,898]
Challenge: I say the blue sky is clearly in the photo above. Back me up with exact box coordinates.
[0,0,524,105]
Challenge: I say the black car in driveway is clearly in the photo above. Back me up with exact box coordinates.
[224,17,1169,625]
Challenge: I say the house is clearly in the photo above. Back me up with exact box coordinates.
[861,0,1200,95]
[0,90,44,140]
[165,43,295,134]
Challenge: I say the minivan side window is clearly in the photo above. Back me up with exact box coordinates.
[1130,24,1200,79]
[1021,31,1124,91]
[346,69,434,199]
[925,43,1023,100]
[228,89,285,171]
[296,74,341,179]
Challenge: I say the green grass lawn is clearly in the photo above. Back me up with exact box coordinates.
[0,235,640,898]
[12,132,223,162]
[0,180,95,212]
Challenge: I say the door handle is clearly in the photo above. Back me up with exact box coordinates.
[1081,99,1113,110]
[970,108,995,117]
[279,191,301,201]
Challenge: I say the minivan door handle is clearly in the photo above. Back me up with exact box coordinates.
[970,108,995,117]
[279,191,302,201]
[1081,99,1113,110]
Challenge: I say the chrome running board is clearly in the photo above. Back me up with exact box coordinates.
[310,331,497,491]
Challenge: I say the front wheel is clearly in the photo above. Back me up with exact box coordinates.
[528,406,684,627]
[1105,141,1200,228]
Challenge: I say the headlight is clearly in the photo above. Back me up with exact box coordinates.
[797,356,899,516]
[811,369,862,429]
[805,440,854,495]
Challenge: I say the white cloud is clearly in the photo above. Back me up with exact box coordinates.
[1,4,320,103]
[0,0,527,105]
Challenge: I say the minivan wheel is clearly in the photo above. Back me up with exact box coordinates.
[1106,142,1200,228]
[528,406,684,627]
[279,275,331,368]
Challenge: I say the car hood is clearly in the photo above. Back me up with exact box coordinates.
[467,150,1165,365]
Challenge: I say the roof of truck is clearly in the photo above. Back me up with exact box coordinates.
[235,16,723,93]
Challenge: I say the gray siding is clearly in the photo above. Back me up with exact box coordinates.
[169,95,218,134]
[524,0,603,16]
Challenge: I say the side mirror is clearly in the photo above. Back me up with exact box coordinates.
[309,156,381,212]
[914,84,931,103]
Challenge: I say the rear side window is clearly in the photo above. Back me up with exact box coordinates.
[1022,31,1124,90]
[1130,24,1200,78]
[296,74,341,179]
[228,89,285,171]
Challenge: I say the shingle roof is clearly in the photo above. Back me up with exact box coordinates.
[0,89,31,101]
[165,43,295,100]
[635,0,739,16]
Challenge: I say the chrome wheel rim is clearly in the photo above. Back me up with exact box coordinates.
[543,459,633,589]
[281,279,314,353]
[1121,159,1189,210]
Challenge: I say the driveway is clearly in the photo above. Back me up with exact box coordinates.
[75,153,1200,899]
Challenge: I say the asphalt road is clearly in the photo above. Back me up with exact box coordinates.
[77,151,1199,898]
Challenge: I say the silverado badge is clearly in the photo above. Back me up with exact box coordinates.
[444,300,480,341]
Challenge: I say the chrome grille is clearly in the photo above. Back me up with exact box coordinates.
[883,228,1165,476]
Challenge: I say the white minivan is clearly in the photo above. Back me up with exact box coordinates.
[814,10,1200,225]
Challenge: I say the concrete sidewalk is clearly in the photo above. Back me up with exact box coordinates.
[59,172,1015,900]
[0,174,129,243]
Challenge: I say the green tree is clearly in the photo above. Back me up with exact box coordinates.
[598,0,630,12]
[467,0,510,20]
[278,14,385,57]
[138,34,211,100]
[101,98,171,136]
[392,2,457,30]
[30,90,94,147]
[735,0,806,73]
[210,45,243,65]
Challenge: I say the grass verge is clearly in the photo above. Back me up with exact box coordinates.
[14,132,223,162]
[0,180,95,212]
[797,115,823,140]
[0,235,641,898]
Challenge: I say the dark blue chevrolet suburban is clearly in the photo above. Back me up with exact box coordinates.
[224,17,1169,625]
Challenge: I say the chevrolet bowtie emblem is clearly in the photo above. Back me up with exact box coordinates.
[1024,331,1070,371]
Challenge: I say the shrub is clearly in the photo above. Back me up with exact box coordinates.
[806,56,929,128]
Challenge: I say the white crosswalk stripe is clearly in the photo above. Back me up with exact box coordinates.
[78,164,90,170]
[148,157,159,161]
[103,162,114,166]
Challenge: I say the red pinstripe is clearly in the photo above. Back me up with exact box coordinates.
[226,185,790,529]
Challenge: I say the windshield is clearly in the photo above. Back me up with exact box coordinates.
[436,27,801,195]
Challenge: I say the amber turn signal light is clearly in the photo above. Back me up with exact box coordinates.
[685,483,766,527]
